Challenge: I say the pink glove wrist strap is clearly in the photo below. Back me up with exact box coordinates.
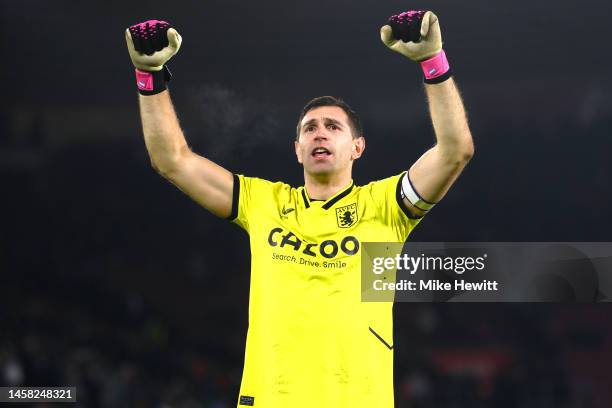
[135,69,155,91]
[420,50,452,83]
[134,67,171,95]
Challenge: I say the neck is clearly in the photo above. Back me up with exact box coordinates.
[303,169,352,200]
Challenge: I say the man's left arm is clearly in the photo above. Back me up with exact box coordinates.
[381,10,474,217]
[408,78,473,216]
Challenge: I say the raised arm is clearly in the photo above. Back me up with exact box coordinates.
[409,78,473,211]
[139,91,234,218]
[381,11,473,217]
[126,20,234,218]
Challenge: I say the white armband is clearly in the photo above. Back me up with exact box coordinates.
[400,172,436,212]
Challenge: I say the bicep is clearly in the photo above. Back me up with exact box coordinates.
[407,144,469,206]
[162,150,235,218]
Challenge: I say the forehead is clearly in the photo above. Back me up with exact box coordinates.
[301,106,349,127]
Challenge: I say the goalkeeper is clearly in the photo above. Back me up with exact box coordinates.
[126,10,473,408]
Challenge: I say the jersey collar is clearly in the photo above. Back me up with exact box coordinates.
[301,181,355,210]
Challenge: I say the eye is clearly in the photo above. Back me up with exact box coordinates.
[327,124,338,130]
[305,126,315,132]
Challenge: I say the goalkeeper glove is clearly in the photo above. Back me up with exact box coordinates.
[380,11,452,84]
[125,20,182,95]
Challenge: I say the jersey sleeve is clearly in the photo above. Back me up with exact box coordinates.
[368,172,424,241]
[226,174,275,233]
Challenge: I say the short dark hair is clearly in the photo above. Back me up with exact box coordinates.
[295,96,363,140]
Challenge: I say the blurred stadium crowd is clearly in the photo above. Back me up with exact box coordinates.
[2,263,611,407]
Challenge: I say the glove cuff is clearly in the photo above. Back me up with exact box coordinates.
[421,50,452,84]
[135,66,172,95]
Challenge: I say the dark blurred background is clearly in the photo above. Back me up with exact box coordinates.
[1,0,611,406]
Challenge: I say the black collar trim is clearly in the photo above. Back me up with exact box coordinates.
[301,189,310,208]
[322,182,354,210]
[301,181,354,210]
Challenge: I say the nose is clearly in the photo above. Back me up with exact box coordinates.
[314,129,328,141]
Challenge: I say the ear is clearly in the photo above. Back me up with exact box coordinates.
[351,136,365,160]
[294,139,303,164]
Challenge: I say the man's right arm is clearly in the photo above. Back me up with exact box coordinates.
[125,20,234,218]
[139,90,234,218]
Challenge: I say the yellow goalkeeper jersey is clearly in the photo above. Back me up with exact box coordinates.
[228,172,422,408]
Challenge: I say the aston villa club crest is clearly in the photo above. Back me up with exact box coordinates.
[336,203,358,228]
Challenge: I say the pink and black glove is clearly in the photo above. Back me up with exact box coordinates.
[380,10,452,84]
[125,20,182,95]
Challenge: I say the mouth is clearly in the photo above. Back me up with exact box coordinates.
[311,147,332,159]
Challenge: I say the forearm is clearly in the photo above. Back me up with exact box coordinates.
[138,90,190,174]
[383,10,473,206]
[424,78,474,160]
